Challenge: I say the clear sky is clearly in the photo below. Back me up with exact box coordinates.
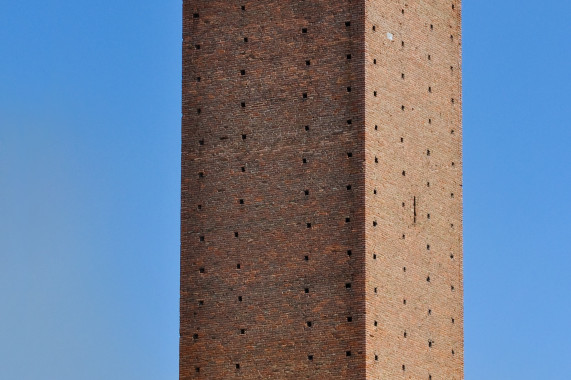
[0,1,569,379]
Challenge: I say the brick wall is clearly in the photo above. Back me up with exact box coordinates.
[365,1,463,379]
[181,0,462,379]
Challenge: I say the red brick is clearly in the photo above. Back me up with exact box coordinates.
[181,1,462,379]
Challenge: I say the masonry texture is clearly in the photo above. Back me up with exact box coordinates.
[181,1,462,379]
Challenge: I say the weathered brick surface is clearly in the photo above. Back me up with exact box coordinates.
[181,1,462,379]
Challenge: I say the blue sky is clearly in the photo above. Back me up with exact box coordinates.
[0,1,569,379]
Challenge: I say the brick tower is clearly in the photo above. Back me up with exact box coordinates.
[181,1,462,379]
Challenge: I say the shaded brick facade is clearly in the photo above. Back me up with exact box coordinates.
[181,1,462,379]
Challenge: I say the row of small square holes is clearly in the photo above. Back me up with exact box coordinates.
[370,2,460,374]
[191,7,359,373]
[192,8,252,375]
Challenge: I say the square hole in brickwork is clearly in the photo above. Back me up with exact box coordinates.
[428,309,432,315]
[374,125,378,130]
[375,355,378,361]
[241,134,247,140]
[428,54,431,60]
[198,300,204,306]
[303,93,308,99]
[197,108,201,114]
[304,255,309,261]
[403,267,407,272]
[374,189,377,194]
[373,254,376,259]
[430,24,434,30]
[347,87,351,92]
[346,351,351,357]
[193,333,199,339]
[237,263,241,269]
[241,69,245,75]
[428,86,432,93]
[199,235,204,241]
[306,60,311,66]
[345,217,350,223]
[199,267,205,273]
[304,125,309,131]
[345,283,351,289]
[401,105,405,111]
[304,190,309,196]
[244,37,248,42]
[374,287,377,293]
[345,21,351,27]
[236,364,240,369]
[306,321,312,327]
[306,223,311,228]
[302,28,307,33]
[373,59,376,64]
[239,199,244,204]
[373,221,377,226]
[347,119,352,125]
[373,25,376,31]
[401,41,405,47]
[195,44,201,50]
[403,299,407,305]
[404,331,407,338]
[303,158,307,164]
[241,102,246,108]
[241,5,245,10]
[374,320,378,326]
[402,171,406,176]
[347,54,352,60]
[402,365,406,371]
[402,73,405,79]
[347,250,352,256]
[241,166,246,172]
[375,156,378,163]
[195,367,200,373]
[347,316,353,322]
[305,287,309,293]
[374,91,377,97]
[193,13,199,18]
[196,76,201,82]
[427,276,431,282]
[238,296,243,302]
[241,329,245,334]
[199,139,204,145]
[347,184,352,190]
[308,355,314,361]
